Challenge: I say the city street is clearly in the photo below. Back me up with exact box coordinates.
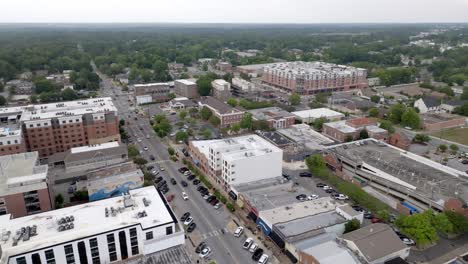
[98,72,277,264]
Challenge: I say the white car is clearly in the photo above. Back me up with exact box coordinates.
[184,171,191,176]
[234,226,244,237]
[199,246,212,258]
[146,135,150,139]
[249,243,258,253]
[143,146,149,151]
[183,216,193,225]
[182,192,189,200]
[258,254,269,264]
[401,237,415,246]
[214,203,221,209]
[137,138,142,142]
[243,237,254,249]
[307,194,319,200]
[151,170,159,175]
[160,166,165,171]
[322,185,332,190]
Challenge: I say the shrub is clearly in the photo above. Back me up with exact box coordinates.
[226,203,236,212]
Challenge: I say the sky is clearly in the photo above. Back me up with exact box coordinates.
[1,0,468,23]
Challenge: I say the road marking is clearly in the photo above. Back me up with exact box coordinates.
[201,228,228,239]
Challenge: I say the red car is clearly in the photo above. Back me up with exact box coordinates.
[166,194,175,202]
[371,218,382,223]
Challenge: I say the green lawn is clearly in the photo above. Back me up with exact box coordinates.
[430,127,468,145]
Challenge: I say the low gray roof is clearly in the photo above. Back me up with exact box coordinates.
[199,96,242,114]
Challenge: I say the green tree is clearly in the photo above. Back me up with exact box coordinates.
[370,95,381,103]
[133,157,148,166]
[128,145,139,158]
[431,212,454,235]
[413,134,430,143]
[119,119,125,126]
[209,115,221,126]
[30,95,38,103]
[168,92,176,99]
[201,128,212,139]
[200,106,213,120]
[345,135,354,142]
[231,123,241,133]
[305,154,326,171]
[153,115,172,137]
[438,144,448,153]
[61,88,78,101]
[389,103,406,124]
[461,87,468,101]
[240,113,253,129]
[0,95,6,106]
[167,147,175,156]
[227,98,238,107]
[395,210,438,246]
[445,211,468,234]
[368,107,379,117]
[34,78,57,94]
[401,108,421,129]
[359,129,369,139]
[179,110,187,120]
[252,120,271,131]
[289,93,301,105]
[55,194,64,209]
[312,117,327,131]
[175,131,189,142]
[344,219,361,234]
[449,144,459,154]
[196,73,217,96]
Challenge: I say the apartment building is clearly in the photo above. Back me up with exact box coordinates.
[198,97,245,127]
[134,82,171,104]
[0,152,51,218]
[0,186,185,264]
[0,98,120,159]
[262,61,368,94]
[211,79,231,101]
[174,79,198,99]
[231,77,256,96]
[189,134,283,190]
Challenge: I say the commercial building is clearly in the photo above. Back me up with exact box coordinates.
[236,63,273,78]
[231,77,256,96]
[292,108,344,124]
[262,61,368,95]
[168,97,198,110]
[248,107,296,129]
[0,186,185,264]
[134,82,171,104]
[0,152,51,218]
[296,233,361,264]
[323,118,388,142]
[325,139,468,213]
[340,223,409,264]
[0,98,120,158]
[216,61,232,72]
[188,134,283,190]
[198,97,245,127]
[174,79,198,99]
[421,113,466,131]
[211,79,231,101]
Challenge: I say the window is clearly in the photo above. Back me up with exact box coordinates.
[145,231,153,240]
[64,244,75,264]
[32,253,42,264]
[77,241,88,264]
[166,226,173,235]
[16,257,27,264]
[129,228,139,255]
[107,233,118,261]
[89,238,100,264]
[45,249,56,264]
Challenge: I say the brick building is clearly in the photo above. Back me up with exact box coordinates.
[0,97,120,159]
[388,133,412,150]
[198,97,245,128]
[211,79,231,101]
[421,113,466,131]
[322,118,388,142]
[174,79,198,99]
[134,82,171,104]
[0,152,51,218]
[248,107,296,129]
[262,61,368,95]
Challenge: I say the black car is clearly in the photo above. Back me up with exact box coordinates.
[197,186,205,191]
[160,187,169,194]
[299,172,312,177]
[195,242,207,254]
[149,155,155,161]
[181,212,190,221]
[207,196,215,203]
[187,222,196,232]
[210,198,219,205]
[181,181,188,187]
[352,205,365,212]
[316,183,326,188]
[282,173,291,180]
[252,248,264,261]
[170,178,177,185]
[296,194,307,201]
[156,180,167,188]
[364,212,374,219]
[154,177,163,184]
[178,167,189,173]
[187,175,196,181]
[200,189,209,195]
[193,179,200,185]
[147,165,154,170]
[325,188,335,193]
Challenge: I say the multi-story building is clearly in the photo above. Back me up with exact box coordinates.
[0,106,27,156]
[211,79,231,101]
[188,134,283,190]
[0,186,185,264]
[248,107,296,129]
[174,79,198,99]
[0,98,120,159]
[231,77,256,97]
[292,108,344,124]
[198,97,244,128]
[216,61,232,72]
[322,117,388,142]
[262,61,368,94]
[134,83,171,104]
[0,152,51,218]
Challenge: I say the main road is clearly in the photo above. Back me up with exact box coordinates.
[97,72,273,264]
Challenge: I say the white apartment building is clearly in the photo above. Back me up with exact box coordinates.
[194,135,283,188]
[211,79,231,101]
[0,186,184,264]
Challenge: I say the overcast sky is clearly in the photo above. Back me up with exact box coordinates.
[1,0,468,23]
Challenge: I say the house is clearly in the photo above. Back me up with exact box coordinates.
[414,97,441,113]
[340,223,409,264]
[248,107,296,129]
[440,100,467,113]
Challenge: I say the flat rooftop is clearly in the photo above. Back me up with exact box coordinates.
[257,131,293,146]
[70,141,120,154]
[278,124,334,150]
[232,176,311,212]
[327,139,468,205]
[0,152,48,196]
[264,61,365,76]
[206,134,282,160]
[248,107,295,121]
[292,108,344,120]
[324,120,356,133]
[0,187,175,261]
[295,233,360,264]
[421,113,465,124]
[175,79,196,85]
[134,82,169,87]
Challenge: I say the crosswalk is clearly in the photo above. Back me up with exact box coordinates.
[201,228,228,240]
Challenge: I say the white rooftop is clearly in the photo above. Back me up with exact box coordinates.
[0,187,174,261]
[324,120,356,133]
[0,152,48,196]
[212,79,229,87]
[70,141,120,154]
[264,61,366,77]
[175,79,196,85]
[292,108,344,120]
[134,82,169,87]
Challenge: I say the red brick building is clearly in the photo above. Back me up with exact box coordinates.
[388,133,412,150]
[248,107,296,129]
[322,117,388,142]
[199,97,245,128]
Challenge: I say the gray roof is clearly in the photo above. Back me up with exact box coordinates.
[248,107,295,121]
[123,245,192,264]
[48,143,127,164]
[199,96,242,114]
[444,100,467,107]
[341,223,407,262]
[422,96,441,108]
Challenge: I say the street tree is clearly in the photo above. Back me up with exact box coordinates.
[449,144,459,154]
[344,219,361,233]
[389,103,406,124]
[438,144,448,153]
[413,134,430,143]
[289,93,301,105]
[179,110,187,120]
[175,131,189,142]
[368,107,379,117]
[209,115,221,126]
[227,98,238,107]
[240,113,253,129]
[401,108,421,129]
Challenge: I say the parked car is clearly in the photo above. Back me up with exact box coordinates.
[258,254,269,264]
[207,196,215,203]
[156,180,167,188]
[154,176,163,184]
[160,166,165,171]
[234,226,244,237]
[199,246,211,258]
[179,167,189,173]
[143,146,149,151]
[180,212,190,221]
[316,183,326,188]
[364,212,374,219]
[371,217,382,223]
[183,216,194,225]
[193,179,200,185]
[195,242,207,254]
[249,243,259,253]
[181,181,188,187]
[322,185,332,190]
[401,237,415,246]
[282,173,291,180]
[166,194,175,202]
[147,165,154,170]
[197,186,205,191]
[299,172,312,177]
[187,222,196,232]
[170,178,177,185]
[333,193,349,200]
[243,238,254,249]
[307,194,319,200]
[252,248,264,261]
[352,205,365,212]
[182,192,189,200]
[187,175,196,181]
[149,155,155,161]
[296,194,307,201]
[184,171,191,176]
[214,203,221,209]
[203,193,212,200]
[325,188,335,194]
[210,198,219,205]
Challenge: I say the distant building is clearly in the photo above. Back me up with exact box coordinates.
[168,62,184,71]
[421,113,466,131]
[0,186,185,264]
[262,61,368,95]
[169,97,198,110]
[367,77,381,87]
[134,83,171,104]
[440,100,467,113]
[174,79,198,99]
[115,73,129,85]
[341,223,409,264]
[236,63,272,78]
[292,108,344,124]
[323,118,388,142]
[211,79,231,101]
[0,152,51,218]
[248,107,296,129]
[198,97,244,127]
[216,61,232,72]
[388,133,412,151]
[414,97,441,113]
[5,80,33,95]
[231,77,256,96]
